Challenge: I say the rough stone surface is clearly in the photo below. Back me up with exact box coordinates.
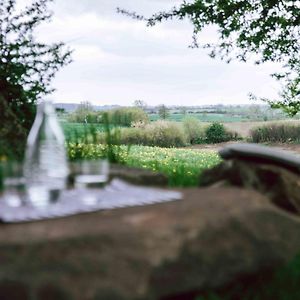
[200,160,300,214]
[0,280,30,300]
[219,143,300,174]
[109,164,168,186]
[0,186,300,299]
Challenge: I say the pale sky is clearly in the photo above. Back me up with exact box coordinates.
[33,0,281,106]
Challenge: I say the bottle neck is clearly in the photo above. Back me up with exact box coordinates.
[38,101,55,117]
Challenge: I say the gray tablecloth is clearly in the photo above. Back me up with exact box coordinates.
[0,179,182,223]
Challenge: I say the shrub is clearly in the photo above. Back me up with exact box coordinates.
[250,124,300,143]
[117,127,147,146]
[205,122,238,143]
[182,117,206,144]
[131,120,147,129]
[70,120,239,148]
[106,107,149,127]
[68,111,100,123]
[145,121,187,147]
[97,121,187,148]
[67,101,101,124]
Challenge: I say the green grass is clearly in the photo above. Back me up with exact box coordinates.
[62,122,105,141]
[67,143,221,187]
[148,113,246,123]
[119,145,221,186]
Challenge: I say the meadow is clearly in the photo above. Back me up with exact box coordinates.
[148,113,246,123]
[67,143,221,187]
[63,117,300,188]
[62,118,300,142]
[62,109,300,188]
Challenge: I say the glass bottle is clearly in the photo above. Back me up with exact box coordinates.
[23,101,69,207]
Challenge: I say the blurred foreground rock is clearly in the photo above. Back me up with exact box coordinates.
[201,143,300,214]
[200,160,300,214]
[0,184,300,300]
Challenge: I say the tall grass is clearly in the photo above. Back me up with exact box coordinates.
[183,117,207,144]
[250,123,300,143]
[96,120,189,148]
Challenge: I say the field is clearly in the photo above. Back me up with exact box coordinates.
[63,119,300,142]
[122,146,221,186]
[61,122,105,140]
[148,113,246,123]
[63,118,300,187]
[62,114,300,187]
[147,107,300,123]
[67,143,221,186]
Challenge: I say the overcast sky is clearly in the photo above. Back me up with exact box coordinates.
[34,0,280,106]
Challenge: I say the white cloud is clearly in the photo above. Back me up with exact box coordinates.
[29,0,283,106]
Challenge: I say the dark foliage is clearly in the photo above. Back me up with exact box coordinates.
[205,122,235,143]
[0,0,72,159]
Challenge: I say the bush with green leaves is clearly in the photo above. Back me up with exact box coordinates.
[183,117,206,144]
[68,111,100,124]
[67,102,100,124]
[205,122,238,144]
[145,120,187,147]
[0,0,72,159]
[115,127,147,146]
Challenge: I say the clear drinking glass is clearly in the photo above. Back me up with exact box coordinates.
[0,161,25,207]
[74,160,109,205]
[74,160,109,188]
